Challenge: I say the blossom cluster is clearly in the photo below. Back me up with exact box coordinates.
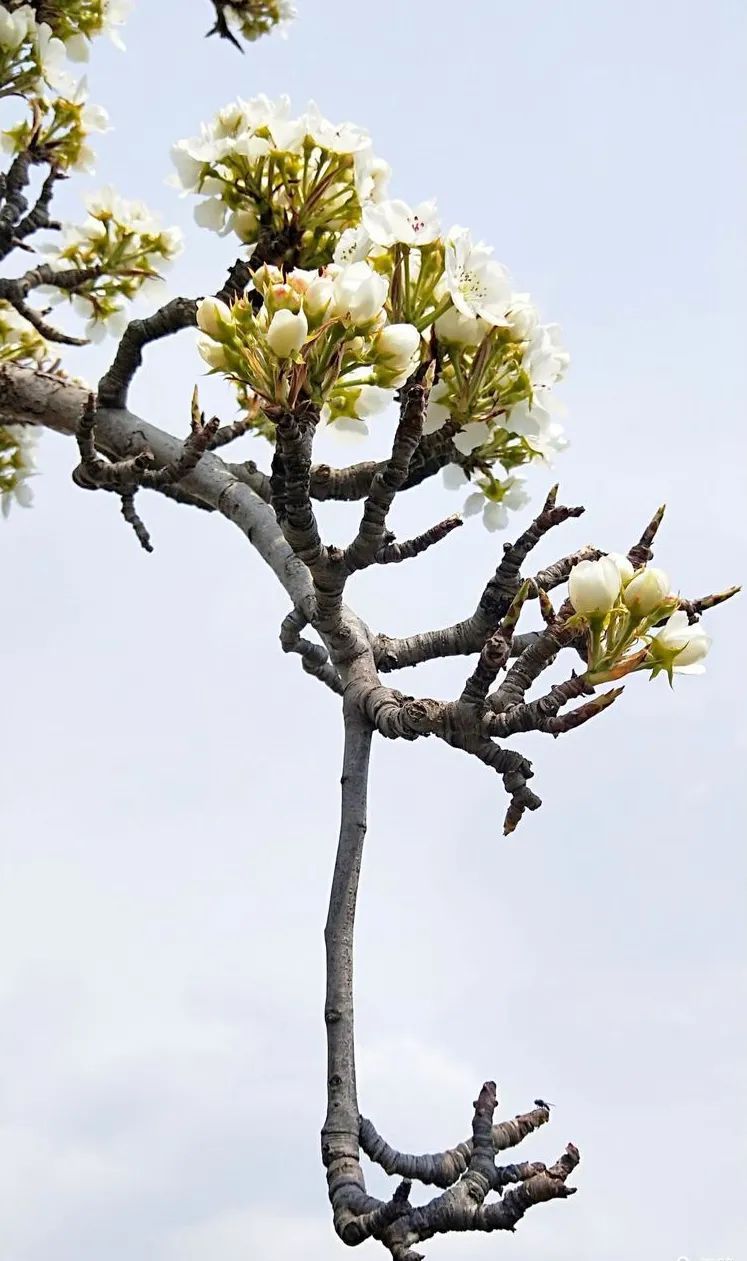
[172,95,389,267]
[218,0,296,42]
[0,301,47,366]
[0,422,37,517]
[39,187,183,340]
[568,555,711,682]
[196,261,421,426]
[183,96,570,526]
[0,2,122,172]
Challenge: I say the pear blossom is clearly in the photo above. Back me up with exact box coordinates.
[36,22,74,92]
[435,307,489,346]
[354,150,391,204]
[650,611,712,675]
[198,338,230,371]
[197,298,233,340]
[606,552,635,587]
[623,567,671,617]
[444,227,512,325]
[1,423,38,518]
[504,396,553,437]
[452,420,491,456]
[423,379,451,433]
[303,275,335,320]
[331,262,388,326]
[374,323,421,372]
[266,308,308,357]
[464,476,530,531]
[442,463,470,490]
[363,199,441,248]
[333,226,372,266]
[303,101,371,155]
[569,557,622,618]
[0,5,35,51]
[194,198,228,233]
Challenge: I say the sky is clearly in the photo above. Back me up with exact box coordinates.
[2,1,746,1259]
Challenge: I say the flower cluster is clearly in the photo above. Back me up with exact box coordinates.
[171,95,390,265]
[40,187,183,339]
[181,98,569,525]
[196,260,422,427]
[568,555,711,682]
[0,1,129,172]
[217,0,296,42]
[0,422,37,517]
[0,301,48,366]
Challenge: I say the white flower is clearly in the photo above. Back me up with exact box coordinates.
[303,101,371,155]
[568,556,622,618]
[452,420,490,456]
[303,275,334,319]
[363,199,440,248]
[227,208,259,243]
[170,141,206,192]
[1,422,38,518]
[352,384,392,418]
[333,225,371,266]
[526,323,570,387]
[423,378,451,433]
[529,420,568,464]
[651,611,711,675]
[265,308,308,357]
[374,323,421,371]
[464,476,529,531]
[36,23,73,92]
[442,463,469,490]
[435,306,489,346]
[354,151,391,204]
[504,396,552,437]
[194,198,228,233]
[65,33,90,61]
[196,297,233,340]
[0,5,35,51]
[331,261,388,326]
[444,227,512,325]
[623,567,671,617]
[506,293,540,340]
[102,0,131,49]
[198,338,230,370]
[606,552,635,587]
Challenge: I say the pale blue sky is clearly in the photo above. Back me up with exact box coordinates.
[2,2,746,1259]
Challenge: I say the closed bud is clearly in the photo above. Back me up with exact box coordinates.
[374,323,421,371]
[198,337,229,370]
[196,297,232,340]
[623,567,671,617]
[606,552,635,587]
[265,308,308,358]
[568,557,621,618]
[304,275,335,320]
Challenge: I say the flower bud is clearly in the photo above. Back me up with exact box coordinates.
[196,297,232,340]
[265,308,308,358]
[331,261,388,326]
[623,567,670,617]
[650,611,711,674]
[568,557,621,617]
[252,264,284,296]
[435,306,489,346]
[303,275,334,320]
[228,208,259,243]
[606,552,635,587]
[374,323,421,371]
[198,337,229,371]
